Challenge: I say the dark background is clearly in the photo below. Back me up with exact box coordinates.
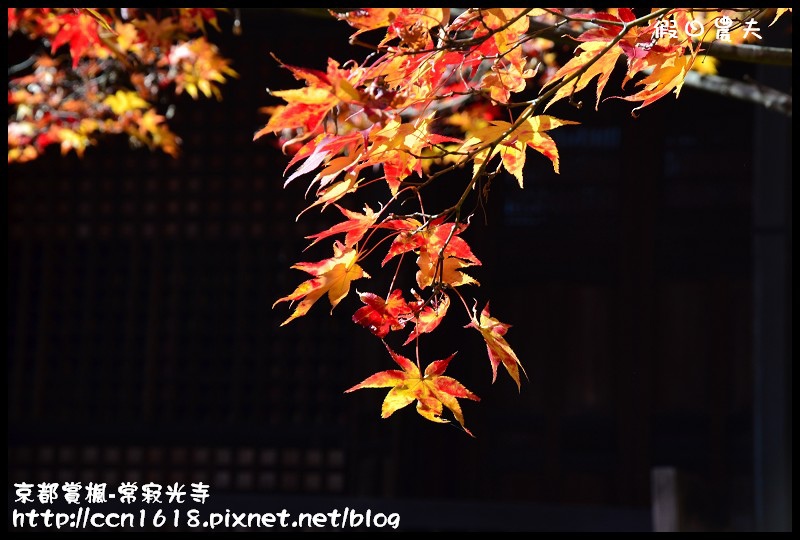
[7,9,792,531]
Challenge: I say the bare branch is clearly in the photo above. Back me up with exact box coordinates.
[681,70,792,117]
[699,42,791,67]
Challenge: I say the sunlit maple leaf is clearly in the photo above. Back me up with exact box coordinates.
[462,115,578,186]
[254,57,365,141]
[303,170,362,215]
[620,53,695,114]
[273,241,368,325]
[481,62,531,104]
[345,343,479,434]
[365,114,460,196]
[543,41,624,111]
[379,217,427,265]
[352,289,412,337]
[466,303,526,390]
[280,132,367,214]
[381,218,481,289]
[331,8,402,38]
[305,204,379,248]
[416,245,480,289]
[383,8,448,49]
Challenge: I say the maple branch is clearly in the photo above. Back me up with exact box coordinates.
[527,18,792,67]
[541,8,625,27]
[525,17,792,115]
[533,9,671,106]
[427,7,676,280]
[441,8,535,49]
[432,9,672,225]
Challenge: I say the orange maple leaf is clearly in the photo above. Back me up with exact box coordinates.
[620,53,695,114]
[345,343,479,434]
[254,57,364,141]
[331,8,402,38]
[333,8,447,50]
[462,115,578,187]
[273,241,368,325]
[466,303,527,390]
[543,41,624,111]
[382,218,481,289]
[364,114,460,196]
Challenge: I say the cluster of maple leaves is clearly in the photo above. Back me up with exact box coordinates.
[258,8,788,435]
[8,8,789,435]
[8,8,236,163]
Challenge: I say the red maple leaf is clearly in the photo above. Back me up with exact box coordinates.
[50,12,103,68]
[352,289,413,338]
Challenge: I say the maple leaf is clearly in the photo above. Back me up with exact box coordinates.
[49,12,102,68]
[404,292,450,345]
[303,170,362,215]
[133,13,177,51]
[462,116,578,187]
[171,38,238,100]
[137,108,166,136]
[113,21,139,52]
[620,54,695,113]
[54,119,98,158]
[280,133,368,215]
[382,8,448,49]
[331,8,402,38]
[305,204,379,248]
[352,289,412,338]
[365,114,460,196]
[382,218,481,289]
[543,41,624,111]
[103,90,149,115]
[416,244,480,289]
[179,8,221,33]
[466,303,526,390]
[481,62,531,104]
[345,344,480,434]
[379,217,428,264]
[254,57,364,141]
[273,241,368,325]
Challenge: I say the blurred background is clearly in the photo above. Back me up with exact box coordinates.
[7,9,792,531]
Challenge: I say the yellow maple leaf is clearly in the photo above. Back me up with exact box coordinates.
[462,115,578,187]
[103,90,149,115]
[543,41,623,111]
[273,241,368,325]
